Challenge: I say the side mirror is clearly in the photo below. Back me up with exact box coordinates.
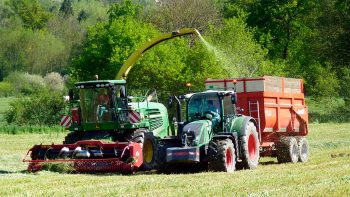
[168,96,173,108]
[231,94,237,104]
[68,89,74,101]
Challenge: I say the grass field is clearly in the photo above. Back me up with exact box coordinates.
[0,123,349,196]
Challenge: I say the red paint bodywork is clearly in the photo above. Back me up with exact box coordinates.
[206,77,309,156]
[23,140,143,174]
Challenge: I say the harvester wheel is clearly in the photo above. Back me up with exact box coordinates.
[296,137,309,162]
[240,121,260,169]
[208,138,236,173]
[132,130,157,170]
[155,139,178,174]
[63,132,82,144]
[276,137,299,163]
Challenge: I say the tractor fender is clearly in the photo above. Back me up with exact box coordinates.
[211,132,240,159]
[231,116,257,136]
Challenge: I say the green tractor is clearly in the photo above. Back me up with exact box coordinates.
[156,90,260,173]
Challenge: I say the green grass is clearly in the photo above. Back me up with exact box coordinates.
[0,123,349,196]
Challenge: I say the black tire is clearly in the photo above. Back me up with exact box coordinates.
[208,138,236,173]
[296,137,309,162]
[155,139,178,174]
[63,132,82,144]
[240,121,260,169]
[132,129,157,170]
[276,137,299,163]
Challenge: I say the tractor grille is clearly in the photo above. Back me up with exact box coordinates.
[149,116,163,131]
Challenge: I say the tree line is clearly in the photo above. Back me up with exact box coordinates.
[0,0,349,102]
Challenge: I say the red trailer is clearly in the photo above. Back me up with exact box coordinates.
[205,76,309,162]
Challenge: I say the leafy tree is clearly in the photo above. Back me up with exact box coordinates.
[142,0,221,32]
[245,0,316,60]
[126,37,225,98]
[8,0,51,30]
[71,15,159,81]
[0,28,67,75]
[71,0,224,98]
[77,10,88,23]
[5,72,45,95]
[108,0,140,21]
[205,18,269,77]
[0,0,22,29]
[5,89,65,125]
[59,0,74,17]
[339,68,350,104]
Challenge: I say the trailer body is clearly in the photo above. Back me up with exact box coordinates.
[205,76,308,156]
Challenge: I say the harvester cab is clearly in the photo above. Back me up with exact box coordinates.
[157,90,260,173]
[70,80,128,135]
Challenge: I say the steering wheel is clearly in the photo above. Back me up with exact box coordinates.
[201,111,218,120]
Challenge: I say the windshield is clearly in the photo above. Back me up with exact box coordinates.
[187,93,221,122]
[79,87,114,123]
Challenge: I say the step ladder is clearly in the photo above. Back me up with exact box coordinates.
[248,100,262,142]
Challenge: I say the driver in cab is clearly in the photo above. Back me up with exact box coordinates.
[206,100,221,127]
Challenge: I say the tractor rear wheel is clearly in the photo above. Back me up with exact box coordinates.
[132,130,157,170]
[276,137,299,163]
[240,122,260,169]
[208,138,236,173]
[296,137,309,162]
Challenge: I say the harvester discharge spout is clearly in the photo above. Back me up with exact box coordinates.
[115,28,201,80]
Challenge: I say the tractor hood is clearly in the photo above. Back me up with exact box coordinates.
[181,120,212,146]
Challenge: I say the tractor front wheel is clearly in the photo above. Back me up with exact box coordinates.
[240,121,260,169]
[132,130,157,170]
[276,137,299,163]
[208,138,236,173]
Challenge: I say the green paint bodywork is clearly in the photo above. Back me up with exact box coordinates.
[182,120,212,146]
[228,116,247,136]
[127,102,170,138]
[68,80,170,140]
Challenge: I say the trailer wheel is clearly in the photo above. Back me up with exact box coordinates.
[241,122,260,169]
[276,137,299,163]
[296,137,309,162]
[208,139,236,173]
[132,130,157,170]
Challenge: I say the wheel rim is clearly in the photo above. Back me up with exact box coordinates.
[225,148,232,169]
[143,139,153,163]
[248,133,257,161]
[300,142,308,160]
[292,143,299,162]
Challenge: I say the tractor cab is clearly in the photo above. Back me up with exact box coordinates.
[70,80,128,131]
[185,90,237,133]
